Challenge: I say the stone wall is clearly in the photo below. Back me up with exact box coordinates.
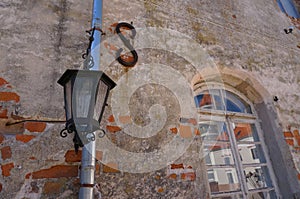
[0,0,300,198]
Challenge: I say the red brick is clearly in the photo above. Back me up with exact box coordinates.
[170,127,178,134]
[25,122,46,133]
[106,125,121,133]
[294,129,300,138]
[181,172,196,181]
[65,150,82,162]
[168,173,177,179]
[107,115,115,123]
[1,146,12,160]
[16,135,36,143]
[0,92,20,102]
[285,139,294,146]
[0,108,8,118]
[0,183,2,192]
[298,173,300,180]
[179,125,192,138]
[103,162,120,173]
[188,118,197,125]
[284,131,294,138]
[1,163,14,177]
[0,134,4,144]
[25,165,78,179]
[119,115,131,124]
[171,163,184,169]
[157,187,164,193]
[296,137,300,146]
[194,128,201,135]
[43,182,62,194]
[96,151,103,161]
[0,78,8,87]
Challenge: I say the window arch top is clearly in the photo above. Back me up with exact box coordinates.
[194,89,252,114]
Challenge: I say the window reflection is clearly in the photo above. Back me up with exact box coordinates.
[194,89,252,114]
[208,168,241,193]
[244,166,273,190]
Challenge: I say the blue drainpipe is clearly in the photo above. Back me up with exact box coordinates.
[79,0,103,198]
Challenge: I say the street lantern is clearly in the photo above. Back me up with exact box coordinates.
[57,69,116,152]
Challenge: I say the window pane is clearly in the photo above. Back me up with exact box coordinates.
[238,143,266,164]
[248,190,277,199]
[233,123,260,143]
[244,166,273,190]
[208,168,241,193]
[195,90,213,109]
[200,121,229,142]
[204,144,234,166]
[212,195,243,199]
[195,89,224,110]
[224,91,252,114]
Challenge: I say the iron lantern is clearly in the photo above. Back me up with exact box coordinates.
[58,69,116,152]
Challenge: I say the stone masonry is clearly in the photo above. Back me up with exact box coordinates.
[0,0,300,198]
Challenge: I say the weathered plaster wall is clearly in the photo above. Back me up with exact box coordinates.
[0,0,300,198]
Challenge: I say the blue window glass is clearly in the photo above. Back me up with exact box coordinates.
[277,0,300,18]
[194,89,252,113]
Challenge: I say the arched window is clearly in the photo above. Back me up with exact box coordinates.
[194,85,279,198]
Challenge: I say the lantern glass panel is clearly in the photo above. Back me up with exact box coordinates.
[64,80,73,121]
[94,80,109,122]
[73,76,95,119]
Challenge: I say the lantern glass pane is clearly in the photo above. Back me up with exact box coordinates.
[73,76,94,119]
[94,80,109,122]
[65,80,72,121]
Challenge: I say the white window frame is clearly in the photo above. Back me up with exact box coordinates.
[195,84,280,198]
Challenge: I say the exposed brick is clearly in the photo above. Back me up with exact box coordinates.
[0,183,2,192]
[1,162,14,177]
[294,129,300,137]
[119,115,131,124]
[1,146,12,160]
[0,108,8,118]
[43,182,62,194]
[170,127,178,134]
[25,165,78,179]
[25,122,46,133]
[96,150,103,161]
[29,157,36,160]
[188,118,197,125]
[168,173,177,179]
[298,173,300,180]
[179,125,192,138]
[0,92,20,102]
[95,164,100,175]
[171,163,184,169]
[0,78,8,87]
[157,187,164,193]
[194,128,201,135]
[284,131,294,138]
[0,134,4,144]
[65,150,82,162]
[107,115,115,123]
[286,139,294,146]
[16,135,36,143]
[181,172,196,181]
[103,162,119,173]
[106,125,122,133]
[296,137,300,146]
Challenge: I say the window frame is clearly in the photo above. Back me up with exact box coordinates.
[195,84,280,198]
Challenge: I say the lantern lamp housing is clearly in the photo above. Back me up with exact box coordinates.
[57,69,116,151]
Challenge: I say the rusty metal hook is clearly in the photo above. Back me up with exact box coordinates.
[116,22,138,67]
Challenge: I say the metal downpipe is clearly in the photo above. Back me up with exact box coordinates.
[79,0,103,198]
